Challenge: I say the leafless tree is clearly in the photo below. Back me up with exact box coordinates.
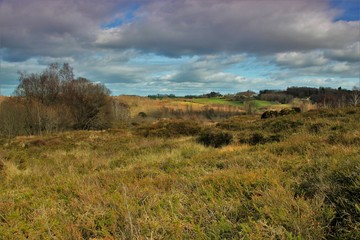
[349,91,359,106]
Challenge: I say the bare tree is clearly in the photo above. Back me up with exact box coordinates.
[12,63,113,134]
[0,97,27,137]
[349,90,360,106]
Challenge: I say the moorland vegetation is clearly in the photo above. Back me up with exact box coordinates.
[0,64,359,239]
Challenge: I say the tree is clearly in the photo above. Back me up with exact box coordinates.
[349,90,359,106]
[16,63,72,104]
[0,97,27,137]
[62,78,112,130]
[12,63,113,134]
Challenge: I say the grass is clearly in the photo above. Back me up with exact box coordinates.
[186,97,244,106]
[0,107,359,239]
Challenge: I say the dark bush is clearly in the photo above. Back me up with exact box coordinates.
[261,107,300,119]
[279,108,296,116]
[138,112,147,118]
[197,129,233,148]
[268,134,282,143]
[249,133,265,145]
[308,123,326,134]
[292,107,301,113]
[261,110,278,119]
[244,133,282,145]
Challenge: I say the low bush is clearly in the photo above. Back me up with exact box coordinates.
[308,123,327,134]
[262,119,304,133]
[240,133,282,145]
[328,134,347,145]
[197,129,233,148]
[138,112,147,118]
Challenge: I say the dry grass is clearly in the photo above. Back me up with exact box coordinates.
[0,107,359,239]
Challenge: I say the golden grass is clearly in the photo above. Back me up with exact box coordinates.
[0,107,359,238]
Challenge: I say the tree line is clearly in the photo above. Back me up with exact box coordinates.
[0,63,129,137]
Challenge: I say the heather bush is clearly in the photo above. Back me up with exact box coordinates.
[197,129,233,148]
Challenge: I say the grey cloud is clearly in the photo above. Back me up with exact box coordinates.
[96,0,358,56]
[168,54,246,83]
[275,52,329,68]
[324,42,360,62]
[0,0,131,61]
[271,61,359,80]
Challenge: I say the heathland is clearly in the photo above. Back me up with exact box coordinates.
[0,64,359,239]
[0,95,359,239]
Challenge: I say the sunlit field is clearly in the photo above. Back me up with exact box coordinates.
[0,99,359,239]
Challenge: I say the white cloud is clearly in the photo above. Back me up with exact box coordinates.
[275,52,329,67]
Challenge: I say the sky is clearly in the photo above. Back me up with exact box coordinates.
[0,0,359,96]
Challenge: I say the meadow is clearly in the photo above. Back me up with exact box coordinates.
[0,97,359,239]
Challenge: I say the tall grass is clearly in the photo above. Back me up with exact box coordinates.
[0,107,359,239]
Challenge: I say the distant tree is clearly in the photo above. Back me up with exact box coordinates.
[233,90,256,101]
[204,92,222,98]
[259,93,293,104]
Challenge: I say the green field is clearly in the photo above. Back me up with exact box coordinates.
[0,107,359,239]
[185,97,244,106]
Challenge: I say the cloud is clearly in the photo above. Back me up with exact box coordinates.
[96,0,358,56]
[275,52,329,68]
[324,42,360,62]
[166,54,246,83]
[0,0,359,95]
[0,0,131,61]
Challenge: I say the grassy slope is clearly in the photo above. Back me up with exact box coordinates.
[0,108,359,239]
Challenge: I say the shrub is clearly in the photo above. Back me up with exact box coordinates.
[197,129,233,148]
[308,123,326,134]
[138,112,147,118]
[328,134,347,145]
[292,107,301,113]
[263,119,304,133]
[261,107,300,119]
[249,133,265,145]
[242,133,282,145]
[261,110,278,119]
